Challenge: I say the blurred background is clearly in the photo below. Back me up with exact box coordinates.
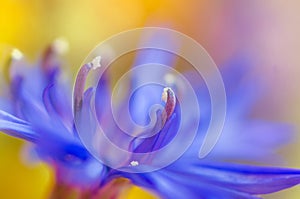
[0,0,300,198]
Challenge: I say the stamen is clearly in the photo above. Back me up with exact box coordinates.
[73,56,102,112]
[41,38,69,72]
[3,48,23,83]
[131,88,177,153]
[162,87,176,119]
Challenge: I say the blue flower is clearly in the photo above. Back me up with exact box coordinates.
[0,41,300,199]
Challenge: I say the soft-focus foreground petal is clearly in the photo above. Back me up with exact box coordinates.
[182,56,294,164]
[117,162,300,199]
[0,110,37,142]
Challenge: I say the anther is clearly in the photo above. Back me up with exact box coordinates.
[90,56,102,70]
[162,87,176,120]
[41,38,69,73]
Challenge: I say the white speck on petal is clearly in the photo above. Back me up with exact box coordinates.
[130,160,139,167]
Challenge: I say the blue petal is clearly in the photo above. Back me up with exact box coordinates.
[207,121,293,163]
[220,56,264,116]
[42,83,73,131]
[81,87,134,165]
[182,56,293,163]
[0,110,37,142]
[33,123,106,187]
[95,71,112,129]
[133,110,180,153]
[118,162,300,199]
[128,84,165,126]
[114,167,260,199]
[133,29,178,67]
[193,163,300,194]
[130,31,178,126]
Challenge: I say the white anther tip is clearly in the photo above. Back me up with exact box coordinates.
[11,49,23,60]
[162,87,173,103]
[53,38,69,55]
[91,56,102,70]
